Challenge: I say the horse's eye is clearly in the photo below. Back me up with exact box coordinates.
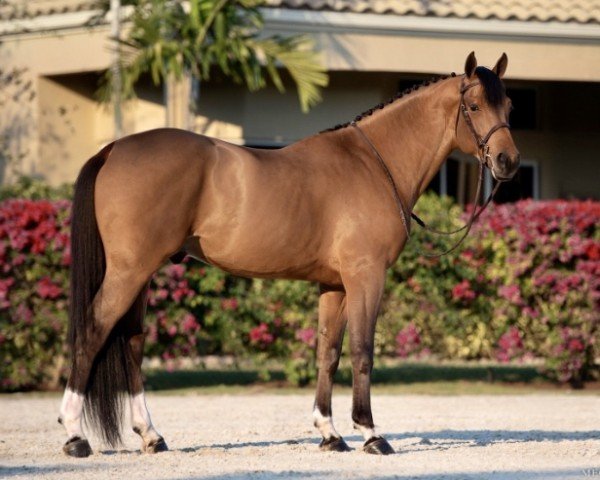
[470,104,479,112]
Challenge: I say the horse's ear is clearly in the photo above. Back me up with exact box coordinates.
[492,53,508,78]
[464,51,477,78]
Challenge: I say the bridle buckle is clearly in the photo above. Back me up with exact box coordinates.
[482,144,492,168]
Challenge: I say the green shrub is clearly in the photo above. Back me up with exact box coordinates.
[1,191,598,390]
[0,176,73,202]
[385,195,599,387]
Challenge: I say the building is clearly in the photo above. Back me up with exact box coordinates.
[1,0,599,201]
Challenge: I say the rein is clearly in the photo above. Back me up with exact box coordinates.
[351,76,510,257]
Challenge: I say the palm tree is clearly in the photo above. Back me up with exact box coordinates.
[99,0,329,132]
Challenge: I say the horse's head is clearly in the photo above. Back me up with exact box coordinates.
[455,52,520,181]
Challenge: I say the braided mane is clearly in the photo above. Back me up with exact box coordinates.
[320,72,458,133]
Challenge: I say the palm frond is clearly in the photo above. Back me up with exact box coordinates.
[252,36,329,112]
[99,0,329,112]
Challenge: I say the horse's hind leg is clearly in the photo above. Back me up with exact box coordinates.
[124,288,168,453]
[59,262,154,456]
[313,285,350,452]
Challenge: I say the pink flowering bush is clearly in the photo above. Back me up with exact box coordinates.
[395,322,428,358]
[495,326,526,363]
[143,257,318,382]
[474,200,599,386]
[0,199,71,390]
[451,280,477,303]
[1,191,598,390]
[384,195,599,387]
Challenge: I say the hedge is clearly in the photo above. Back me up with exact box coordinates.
[0,189,598,390]
[383,196,599,387]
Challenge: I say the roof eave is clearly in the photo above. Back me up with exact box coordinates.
[1,6,599,42]
[262,8,600,42]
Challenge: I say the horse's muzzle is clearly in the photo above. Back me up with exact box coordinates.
[493,152,520,181]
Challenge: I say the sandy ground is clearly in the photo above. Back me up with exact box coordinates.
[0,392,599,480]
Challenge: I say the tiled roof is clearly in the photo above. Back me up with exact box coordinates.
[0,0,100,20]
[1,0,599,24]
[266,0,600,24]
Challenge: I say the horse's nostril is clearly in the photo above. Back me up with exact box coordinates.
[497,153,508,168]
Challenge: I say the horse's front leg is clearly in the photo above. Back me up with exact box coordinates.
[313,284,350,452]
[344,267,395,455]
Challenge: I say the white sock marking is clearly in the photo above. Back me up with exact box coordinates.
[313,407,340,439]
[355,423,377,441]
[130,392,161,444]
[59,388,85,439]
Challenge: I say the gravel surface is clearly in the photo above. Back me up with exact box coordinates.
[1,393,599,480]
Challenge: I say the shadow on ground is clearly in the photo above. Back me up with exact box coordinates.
[0,463,105,478]
[171,428,600,453]
[164,468,592,480]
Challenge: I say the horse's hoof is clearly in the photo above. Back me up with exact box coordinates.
[63,436,93,458]
[363,436,395,455]
[144,436,168,454]
[319,436,351,452]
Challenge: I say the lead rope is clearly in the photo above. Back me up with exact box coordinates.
[411,162,501,237]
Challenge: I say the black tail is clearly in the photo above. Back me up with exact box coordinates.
[69,143,145,447]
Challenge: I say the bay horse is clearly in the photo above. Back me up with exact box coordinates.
[58,52,519,457]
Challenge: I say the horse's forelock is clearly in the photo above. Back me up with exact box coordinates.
[474,66,506,107]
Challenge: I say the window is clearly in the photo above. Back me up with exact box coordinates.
[485,160,539,203]
[428,158,540,204]
[427,157,482,206]
[506,87,537,130]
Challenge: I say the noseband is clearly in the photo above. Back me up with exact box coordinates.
[351,75,511,257]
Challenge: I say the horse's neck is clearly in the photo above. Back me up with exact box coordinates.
[356,78,460,211]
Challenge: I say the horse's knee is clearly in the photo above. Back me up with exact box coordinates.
[350,350,373,375]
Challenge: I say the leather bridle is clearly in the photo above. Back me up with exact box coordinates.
[457,77,511,170]
[351,75,512,257]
